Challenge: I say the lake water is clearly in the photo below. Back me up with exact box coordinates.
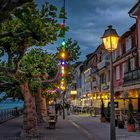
[0,102,24,110]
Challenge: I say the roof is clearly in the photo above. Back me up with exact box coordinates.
[120,23,136,40]
[74,61,83,68]
[128,0,140,15]
[86,53,93,59]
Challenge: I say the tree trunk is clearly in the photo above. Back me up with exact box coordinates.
[46,98,49,116]
[20,82,39,138]
[41,96,47,117]
[36,88,47,123]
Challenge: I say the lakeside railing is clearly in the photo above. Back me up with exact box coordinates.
[0,108,23,123]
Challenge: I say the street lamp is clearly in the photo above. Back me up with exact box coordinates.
[102,25,119,140]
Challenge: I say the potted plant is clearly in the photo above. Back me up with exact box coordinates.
[127,99,135,132]
[100,99,106,122]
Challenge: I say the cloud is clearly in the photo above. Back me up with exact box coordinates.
[35,0,136,61]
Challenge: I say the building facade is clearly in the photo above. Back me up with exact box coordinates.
[68,0,140,112]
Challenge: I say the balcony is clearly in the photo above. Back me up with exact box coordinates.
[123,69,140,86]
[97,60,110,70]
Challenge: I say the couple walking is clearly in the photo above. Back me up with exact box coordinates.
[55,102,63,115]
[55,102,70,115]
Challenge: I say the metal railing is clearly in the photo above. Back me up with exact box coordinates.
[70,106,101,116]
[0,108,23,123]
[124,69,140,85]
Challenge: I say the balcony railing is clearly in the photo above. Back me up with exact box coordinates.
[123,69,140,86]
[0,108,23,123]
[97,60,110,70]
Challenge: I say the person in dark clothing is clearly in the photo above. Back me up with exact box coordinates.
[55,103,59,115]
[65,103,70,115]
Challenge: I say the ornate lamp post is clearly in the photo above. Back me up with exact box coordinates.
[102,25,119,140]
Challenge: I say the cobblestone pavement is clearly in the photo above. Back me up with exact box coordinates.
[68,114,140,140]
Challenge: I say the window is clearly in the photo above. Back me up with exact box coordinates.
[130,58,135,70]
[126,36,132,51]
[108,70,110,82]
[116,66,120,80]
[116,46,120,58]
[112,51,116,60]
[119,43,122,56]
[100,73,106,84]
[122,43,126,54]
[122,63,127,78]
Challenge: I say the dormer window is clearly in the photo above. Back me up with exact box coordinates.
[126,36,132,51]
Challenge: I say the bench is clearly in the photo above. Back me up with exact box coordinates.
[48,114,57,129]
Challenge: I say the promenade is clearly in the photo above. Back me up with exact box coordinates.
[0,114,140,140]
[0,115,91,140]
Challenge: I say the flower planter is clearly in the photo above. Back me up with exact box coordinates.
[127,124,135,132]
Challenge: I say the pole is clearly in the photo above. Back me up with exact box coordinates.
[110,50,116,140]
[63,91,65,119]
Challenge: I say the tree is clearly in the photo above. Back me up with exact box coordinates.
[0,1,67,137]
[0,0,32,22]
[57,38,81,84]
[127,99,135,125]
[20,48,59,123]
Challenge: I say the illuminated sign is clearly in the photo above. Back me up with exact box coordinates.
[70,90,77,95]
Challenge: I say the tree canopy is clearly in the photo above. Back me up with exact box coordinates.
[0,1,80,101]
[0,0,32,22]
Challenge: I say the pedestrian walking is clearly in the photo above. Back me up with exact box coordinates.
[65,103,70,115]
[55,103,59,115]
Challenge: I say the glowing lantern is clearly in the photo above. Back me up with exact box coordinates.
[61,66,64,70]
[61,52,65,58]
[61,78,64,81]
[102,25,119,52]
[62,40,66,46]
[61,22,65,28]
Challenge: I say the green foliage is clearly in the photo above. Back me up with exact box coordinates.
[0,1,67,70]
[42,84,60,100]
[0,1,80,102]
[20,48,59,92]
[65,64,76,83]
[0,74,23,100]
[43,91,59,100]
[57,38,80,85]
[57,38,81,62]
[29,78,42,94]
[0,0,32,22]
[127,99,135,125]
[21,48,58,78]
